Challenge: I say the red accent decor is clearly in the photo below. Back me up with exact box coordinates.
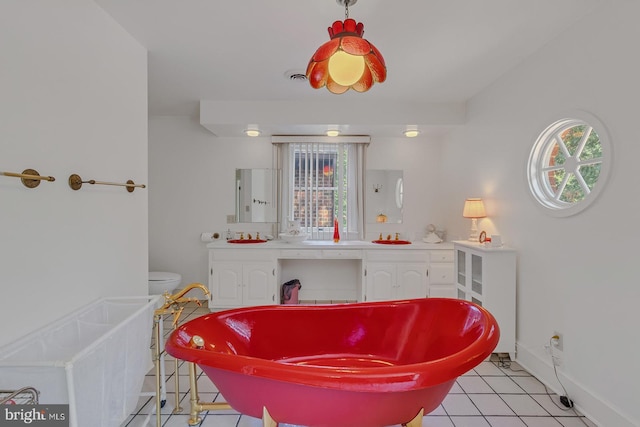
[306,18,386,94]
[333,217,340,243]
[165,298,500,427]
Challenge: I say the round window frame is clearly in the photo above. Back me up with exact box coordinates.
[527,113,611,217]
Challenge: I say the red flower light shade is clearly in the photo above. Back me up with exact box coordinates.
[306,18,386,94]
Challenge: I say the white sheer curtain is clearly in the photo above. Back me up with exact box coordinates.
[347,143,366,240]
[272,136,369,240]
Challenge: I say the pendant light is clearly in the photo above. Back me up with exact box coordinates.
[306,0,386,94]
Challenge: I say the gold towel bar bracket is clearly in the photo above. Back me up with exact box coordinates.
[68,174,146,192]
[2,169,56,188]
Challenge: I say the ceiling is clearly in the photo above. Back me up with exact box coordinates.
[95,0,600,137]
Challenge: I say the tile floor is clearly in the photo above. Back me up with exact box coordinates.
[121,304,596,427]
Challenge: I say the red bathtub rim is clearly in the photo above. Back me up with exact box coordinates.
[166,298,500,393]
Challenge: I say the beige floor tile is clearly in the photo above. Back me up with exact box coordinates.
[484,416,527,427]
[448,416,491,426]
[501,394,550,416]
[457,376,494,394]
[483,376,526,394]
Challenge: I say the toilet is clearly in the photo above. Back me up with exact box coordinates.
[148,271,182,295]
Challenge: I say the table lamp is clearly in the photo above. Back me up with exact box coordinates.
[462,198,486,241]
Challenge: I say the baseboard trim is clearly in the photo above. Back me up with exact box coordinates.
[515,342,636,427]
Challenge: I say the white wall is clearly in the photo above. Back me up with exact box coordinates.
[440,2,638,426]
[0,1,148,347]
[148,116,447,287]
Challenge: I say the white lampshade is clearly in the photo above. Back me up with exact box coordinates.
[462,198,487,218]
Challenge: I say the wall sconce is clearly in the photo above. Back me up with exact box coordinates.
[462,198,486,241]
[373,184,382,193]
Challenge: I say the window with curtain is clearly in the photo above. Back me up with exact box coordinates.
[273,136,369,240]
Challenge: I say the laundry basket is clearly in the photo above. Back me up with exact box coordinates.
[0,296,160,427]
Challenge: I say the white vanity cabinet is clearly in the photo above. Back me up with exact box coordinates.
[427,250,456,298]
[364,250,428,301]
[454,241,516,359]
[207,241,453,307]
[209,250,277,309]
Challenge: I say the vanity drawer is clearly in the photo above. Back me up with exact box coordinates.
[430,250,454,263]
[366,250,428,262]
[322,249,363,259]
[279,249,322,259]
[210,250,274,261]
[429,263,454,285]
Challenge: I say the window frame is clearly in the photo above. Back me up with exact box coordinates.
[273,136,369,240]
[290,142,345,235]
[527,114,611,217]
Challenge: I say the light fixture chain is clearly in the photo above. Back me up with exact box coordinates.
[344,0,349,19]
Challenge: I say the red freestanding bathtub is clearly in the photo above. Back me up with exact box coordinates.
[166,298,499,427]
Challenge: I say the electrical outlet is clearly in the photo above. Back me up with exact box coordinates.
[226,214,236,224]
[552,331,563,351]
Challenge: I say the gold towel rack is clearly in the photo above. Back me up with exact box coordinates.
[68,174,146,193]
[2,169,56,188]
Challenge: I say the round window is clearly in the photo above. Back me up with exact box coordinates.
[527,116,610,217]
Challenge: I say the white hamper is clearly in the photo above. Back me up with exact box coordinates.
[0,296,160,427]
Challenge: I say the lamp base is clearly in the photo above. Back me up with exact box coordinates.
[468,218,479,242]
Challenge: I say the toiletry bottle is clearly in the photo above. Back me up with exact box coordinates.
[226,229,232,240]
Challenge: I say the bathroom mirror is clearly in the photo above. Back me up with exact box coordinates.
[366,169,403,224]
[236,169,277,223]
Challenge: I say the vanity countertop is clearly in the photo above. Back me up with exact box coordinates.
[207,240,453,250]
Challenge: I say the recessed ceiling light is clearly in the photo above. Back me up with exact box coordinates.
[326,130,340,137]
[245,129,261,137]
[403,129,420,138]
